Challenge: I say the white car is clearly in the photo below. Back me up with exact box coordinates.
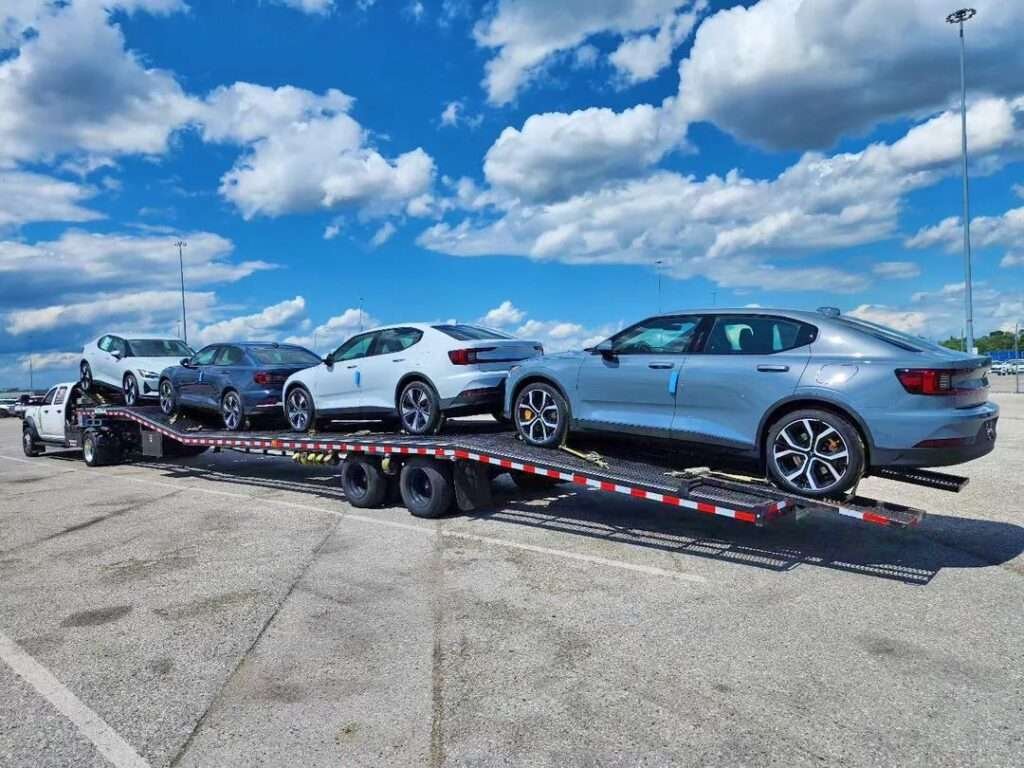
[282,323,542,434]
[81,333,194,406]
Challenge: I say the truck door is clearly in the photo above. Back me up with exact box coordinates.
[39,386,68,439]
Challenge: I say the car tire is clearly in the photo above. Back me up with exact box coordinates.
[285,385,315,433]
[221,390,245,431]
[159,378,177,416]
[399,458,453,518]
[513,382,569,448]
[80,361,93,393]
[340,457,389,508]
[123,373,139,406]
[82,431,119,467]
[398,380,442,435]
[765,408,864,499]
[22,427,42,457]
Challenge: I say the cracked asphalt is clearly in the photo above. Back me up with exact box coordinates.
[1,385,1022,767]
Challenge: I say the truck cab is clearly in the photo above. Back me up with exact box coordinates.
[22,381,87,454]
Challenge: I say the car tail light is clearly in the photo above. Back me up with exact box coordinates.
[253,371,270,385]
[448,348,497,365]
[896,368,956,395]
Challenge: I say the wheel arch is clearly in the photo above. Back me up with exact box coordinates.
[758,396,874,468]
[510,374,572,414]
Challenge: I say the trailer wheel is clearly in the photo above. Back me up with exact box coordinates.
[400,458,453,518]
[22,427,42,457]
[83,431,119,467]
[509,470,561,492]
[341,457,389,508]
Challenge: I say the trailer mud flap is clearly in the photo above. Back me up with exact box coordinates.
[453,460,493,512]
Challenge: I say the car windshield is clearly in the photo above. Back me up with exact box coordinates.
[833,317,944,354]
[249,346,321,366]
[128,339,193,357]
[433,324,514,341]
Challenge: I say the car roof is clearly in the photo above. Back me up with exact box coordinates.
[658,307,827,321]
[103,333,186,340]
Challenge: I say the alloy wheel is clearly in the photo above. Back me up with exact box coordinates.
[516,388,560,444]
[400,384,433,433]
[772,417,850,493]
[286,388,311,431]
[124,375,138,406]
[222,392,242,430]
[80,362,92,391]
[159,381,174,415]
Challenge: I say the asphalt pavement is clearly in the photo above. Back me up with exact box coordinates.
[1,388,1022,767]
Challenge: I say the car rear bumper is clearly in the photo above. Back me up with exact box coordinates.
[440,376,506,416]
[870,402,999,468]
[241,388,285,411]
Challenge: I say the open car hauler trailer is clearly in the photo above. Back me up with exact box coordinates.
[35,404,972,530]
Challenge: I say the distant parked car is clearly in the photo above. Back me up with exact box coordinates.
[159,342,321,430]
[994,359,1023,375]
[0,398,17,418]
[505,308,998,499]
[282,323,542,434]
[81,334,194,405]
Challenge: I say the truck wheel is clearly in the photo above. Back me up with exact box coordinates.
[22,428,42,457]
[765,408,864,499]
[341,457,388,508]
[400,458,453,519]
[509,470,561,492]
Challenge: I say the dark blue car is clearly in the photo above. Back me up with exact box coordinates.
[158,342,321,430]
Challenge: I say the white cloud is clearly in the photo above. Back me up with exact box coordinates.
[908,206,1024,255]
[5,290,217,336]
[275,0,335,13]
[609,2,704,85]
[369,221,396,247]
[324,223,342,240]
[0,171,102,229]
[515,318,618,353]
[483,104,687,202]
[441,101,462,127]
[871,261,921,280]
[475,0,699,105]
[675,0,1024,149]
[193,296,307,346]
[286,307,379,352]
[480,300,525,327]
[17,351,80,372]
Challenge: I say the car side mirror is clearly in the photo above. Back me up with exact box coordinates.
[322,355,333,369]
[180,358,193,368]
[111,350,123,360]
[593,340,617,361]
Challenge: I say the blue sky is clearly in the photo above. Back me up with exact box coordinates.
[2,0,1023,389]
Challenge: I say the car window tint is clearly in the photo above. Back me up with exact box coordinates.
[128,339,192,357]
[215,346,245,365]
[109,337,128,356]
[611,316,700,355]
[704,316,814,355]
[53,386,67,406]
[332,333,377,362]
[192,346,219,366]
[43,387,57,405]
[98,336,112,352]
[249,346,321,366]
[432,324,514,341]
[375,328,423,354]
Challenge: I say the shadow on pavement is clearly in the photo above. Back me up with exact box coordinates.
[33,449,1024,586]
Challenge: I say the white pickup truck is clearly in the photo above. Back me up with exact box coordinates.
[21,381,88,456]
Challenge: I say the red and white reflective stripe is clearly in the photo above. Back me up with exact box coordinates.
[837,506,892,526]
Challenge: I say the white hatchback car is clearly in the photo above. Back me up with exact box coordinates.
[81,333,194,405]
[282,323,542,434]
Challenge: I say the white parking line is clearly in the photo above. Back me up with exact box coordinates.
[0,454,706,583]
[0,629,151,768]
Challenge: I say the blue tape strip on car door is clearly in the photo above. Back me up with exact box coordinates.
[355,370,361,387]
[668,369,679,395]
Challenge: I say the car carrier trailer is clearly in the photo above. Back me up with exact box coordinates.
[25,401,973,530]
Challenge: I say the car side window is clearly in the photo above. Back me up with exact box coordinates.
[43,387,57,405]
[609,316,701,355]
[192,346,219,366]
[98,335,112,352]
[332,333,377,362]
[374,328,423,355]
[214,346,245,366]
[703,316,816,355]
[109,336,128,357]
[53,386,67,406]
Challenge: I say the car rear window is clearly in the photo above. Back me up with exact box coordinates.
[128,339,193,357]
[833,317,938,353]
[433,324,514,341]
[249,346,321,366]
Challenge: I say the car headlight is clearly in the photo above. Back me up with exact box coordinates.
[138,370,160,378]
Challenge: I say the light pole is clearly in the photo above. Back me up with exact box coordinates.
[655,260,664,312]
[175,240,188,344]
[947,8,976,353]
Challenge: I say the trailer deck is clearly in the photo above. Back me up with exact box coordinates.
[72,405,935,529]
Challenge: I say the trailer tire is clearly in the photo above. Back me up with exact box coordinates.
[400,458,453,519]
[341,457,388,508]
[22,426,42,457]
[509,470,561,492]
[82,431,119,467]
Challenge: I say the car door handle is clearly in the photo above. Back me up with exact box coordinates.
[391,358,405,363]
[346,365,358,369]
[757,364,790,372]
[648,363,673,370]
